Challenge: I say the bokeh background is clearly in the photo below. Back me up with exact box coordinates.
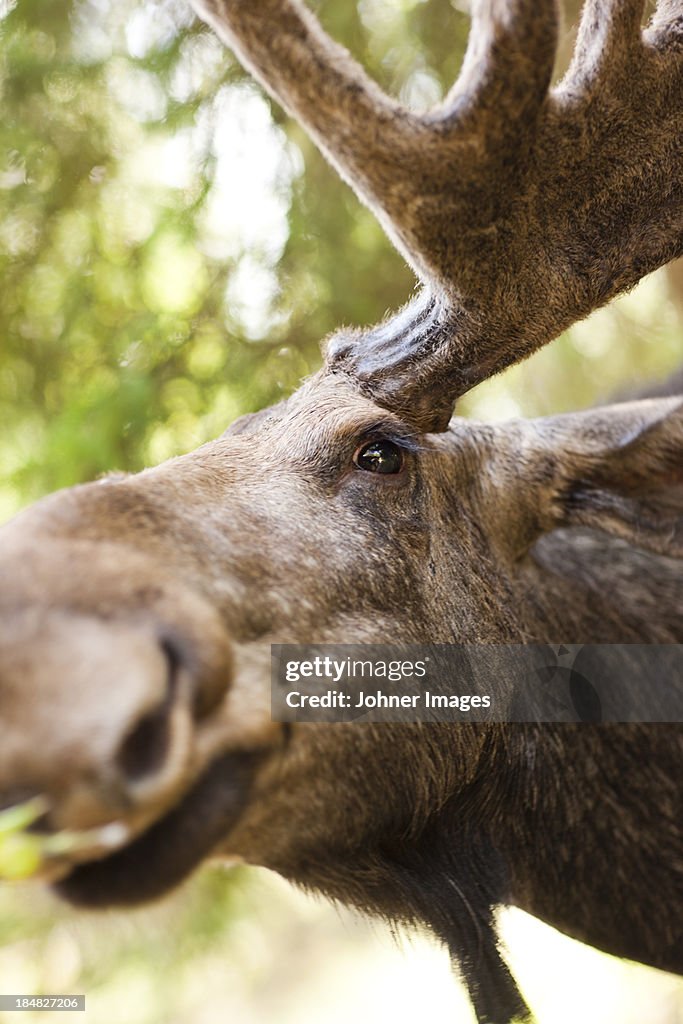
[0,1,682,1021]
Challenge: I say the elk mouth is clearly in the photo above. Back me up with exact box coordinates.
[52,749,262,907]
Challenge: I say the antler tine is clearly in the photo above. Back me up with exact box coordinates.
[191,0,430,274]
[330,0,682,430]
[441,0,557,134]
[567,0,646,84]
[649,0,683,46]
[405,0,560,289]
[191,0,560,285]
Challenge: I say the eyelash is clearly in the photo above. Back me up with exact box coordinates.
[354,429,421,455]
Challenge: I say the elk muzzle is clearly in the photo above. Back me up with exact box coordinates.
[0,610,196,826]
[0,518,242,882]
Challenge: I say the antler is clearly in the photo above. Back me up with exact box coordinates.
[192,0,683,430]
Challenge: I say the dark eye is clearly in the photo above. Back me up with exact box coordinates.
[353,439,404,474]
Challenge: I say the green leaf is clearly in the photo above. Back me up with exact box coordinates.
[0,797,48,836]
[0,833,44,881]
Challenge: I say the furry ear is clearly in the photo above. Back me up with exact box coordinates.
[553,398,682,557]
[500,398,682,559]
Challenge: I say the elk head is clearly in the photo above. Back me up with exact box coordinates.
[0,2,681,1022]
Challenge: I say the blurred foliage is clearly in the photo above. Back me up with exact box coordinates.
[0,1,682,1021]
[0,0,465,517]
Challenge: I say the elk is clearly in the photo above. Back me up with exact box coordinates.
[0,1,681,1021]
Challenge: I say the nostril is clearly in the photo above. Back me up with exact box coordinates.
[116,639,180,785]
[116,704,173,784]
[159,635,183,686]
[161,632,226,721]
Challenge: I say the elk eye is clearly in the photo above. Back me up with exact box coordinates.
[353,439,404,474]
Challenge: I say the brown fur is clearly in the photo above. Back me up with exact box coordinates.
[0,4,681,1024]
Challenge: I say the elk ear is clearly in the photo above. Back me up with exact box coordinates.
[519,398,682,559]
